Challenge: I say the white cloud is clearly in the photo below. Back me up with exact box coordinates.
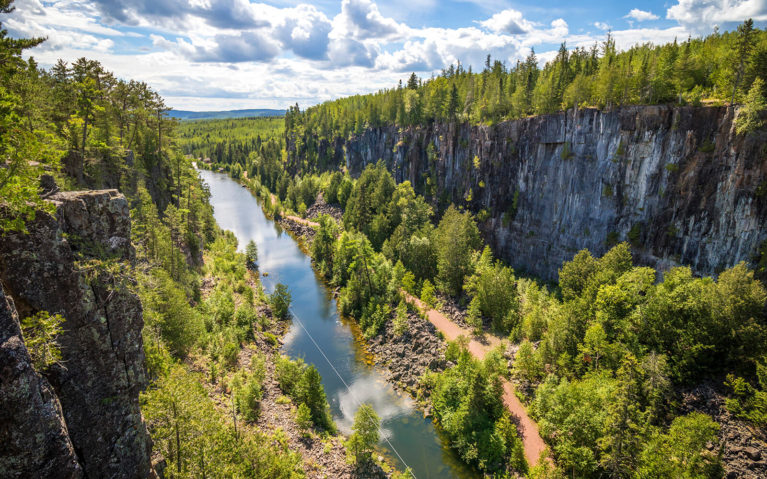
[625,9,660,22]
[1,0,735,109]
[334,0,406,41]
[480,9,535,34]
[667,0,767,31]
[274,4,332,60]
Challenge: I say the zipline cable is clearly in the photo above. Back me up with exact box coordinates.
[285,302,417,478]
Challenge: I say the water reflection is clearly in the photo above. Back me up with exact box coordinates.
[200,170,478,479]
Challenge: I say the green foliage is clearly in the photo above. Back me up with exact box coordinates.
[513,340,542,384]
[433,205,481,296]
[141,365,303,478]
[736,77,766,134]
[464,246,519,334]
[233,356,266,422]
[310,215,338,278]
[636,412,722,478]
[428,345,526,473]
[141,269,203,359]
[420,279,436,307]
[269,283,292,320]
[295,402,313,435]
[245,240,258,270]
[393,299,409,336]
[20,311,64,371]
[274,355,334,432]
[532,372,616,477]
[725,358,767,425]
[347,403,380,464]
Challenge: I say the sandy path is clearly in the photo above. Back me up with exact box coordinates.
[266,193,321,228]
[285,215,319,227]
[403,292,550,467]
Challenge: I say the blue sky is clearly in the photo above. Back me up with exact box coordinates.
[6,0,766,110]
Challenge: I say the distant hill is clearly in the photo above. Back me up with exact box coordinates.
[168,109,285,120]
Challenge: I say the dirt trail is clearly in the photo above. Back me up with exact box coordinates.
[404,292,550,468]
[267,193,320,228]
[285,215,319,227]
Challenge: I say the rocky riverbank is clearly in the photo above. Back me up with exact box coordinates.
[367,310,448,403]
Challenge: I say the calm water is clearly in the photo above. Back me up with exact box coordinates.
[200,170,477,479]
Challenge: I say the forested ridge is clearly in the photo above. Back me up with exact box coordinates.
[283,20,767,172]
[187,23,767,475]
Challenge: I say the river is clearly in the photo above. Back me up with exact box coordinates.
[200,170,477,479]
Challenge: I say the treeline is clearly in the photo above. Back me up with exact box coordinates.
[178,117,284,176]
[285,20,767,161]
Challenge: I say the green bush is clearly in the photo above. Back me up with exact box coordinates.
[269,283,292,320]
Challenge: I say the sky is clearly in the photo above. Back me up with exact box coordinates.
[5,0,767,111]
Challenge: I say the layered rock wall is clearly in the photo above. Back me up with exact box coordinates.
[301,106,767,280]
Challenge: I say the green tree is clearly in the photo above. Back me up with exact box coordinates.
[245,240,258,270]
[295,403,313,436]
[433,205,481,296]
[269,283,292,320]
[296,365,333,431]
[347,403,380,464]
[733,18,756,104]
[637,412,722,478]
[736,77,766,134]
[393,299,408,336]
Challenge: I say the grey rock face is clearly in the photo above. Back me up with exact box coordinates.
[0,190,151,478]
[0,284,83,479]
[302,105,767,280]
[49,189,134,261]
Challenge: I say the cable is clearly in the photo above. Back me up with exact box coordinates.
[285,302,417,478]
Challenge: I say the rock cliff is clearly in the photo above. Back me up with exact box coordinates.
[302,105,767,280]
[0,190,152,478]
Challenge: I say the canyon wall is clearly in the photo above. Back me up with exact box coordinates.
[313,106,766,280]
[0,190,152,478]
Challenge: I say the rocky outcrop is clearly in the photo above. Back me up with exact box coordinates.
[0,284,83,478]
[368,311,447,396]
[0,190,152,478]
[681,382,767,479]
[298,106,767,280]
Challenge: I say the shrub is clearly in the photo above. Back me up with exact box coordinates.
[420,279,436,307]
[296,403,313,435]
[269,283,292,320]
[20,311,64,371]
[393,299,408,336]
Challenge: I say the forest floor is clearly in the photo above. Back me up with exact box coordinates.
[402,292,550,468]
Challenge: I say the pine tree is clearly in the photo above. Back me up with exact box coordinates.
[733,18,756,104]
